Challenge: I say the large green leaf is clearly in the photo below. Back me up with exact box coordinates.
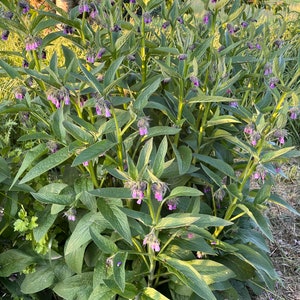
[133,77,162,110]
[98,201,132,245]
[164,186,203,200]
[141,287,170,300]
[53,273,94,300]
[233,244,279,285]
[152,136,168,177]
[189,259,235,285]
[65,242,88,273]
[65,212,109,255]
[120,207,152,227]
[79,61,102,95]
[72,140,116,166]
[260,147,295,163]
[158,254,216,300]
[21,266,55,294]
[88,285,115,300]
[269,193,300,216]
[31,192,73,205]
[194,154,235,179]
[155,214,200,229]
[173,145,192,175]
[10,143,48,188]
[88,188,132,199]
[103,56,125,88]
[236,203,273,241]
[214,255,255,281]
[137,138,153,173]
[19,147,71,184]
[113,252,128,292]
[0,59,21,79]
[89,224,118,254]
[0,250,36,277]
[63,120,94,144]
[146,126,181,138]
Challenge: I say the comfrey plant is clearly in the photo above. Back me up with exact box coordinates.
[0,0,299,299]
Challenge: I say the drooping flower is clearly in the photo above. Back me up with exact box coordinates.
[227,23,235,34]
[14,86,26,100]
[143,12,152,24]
[47,141,58,154]
[289,107,299,120]
[63,25,75,35]
[178,53,187,61]
[111,24,121,32]
[229,101,238,108]
[89,3,98,18]
[83,161,89,167]
[241,21,248,28]
[250,131,261,146]
[129,0,136,3]
[97,48,106,59]
[18,0,30,14]
[264,63,272,76]
[22,59,29,68]
[256,43,262,50]
[127,181,147,205]
[151,182,168,202]
[177,16,183,24]
[25,36,42,51]
[246,42,255,50]
[79,0,90,13]
[162,21,170,29]
[269,77,279,89]
[167,198,179,211]
[86,49,96,63]
[95,96,111,117]
[244,123,255,135]
[203,12,210,25]
[252,165,266,183]
[137,116,150,136]
[273,129,288,145]
[190,76,199,87]
[1,30,9,41]
[64,208,77,221]
[143,231,160,252]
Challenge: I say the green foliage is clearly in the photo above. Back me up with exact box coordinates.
[0,0,299,299]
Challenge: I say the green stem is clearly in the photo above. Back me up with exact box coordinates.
[140,16,147,84]
[111,107,123,170]
[214,92,288,238]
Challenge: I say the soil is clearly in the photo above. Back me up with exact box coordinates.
[256,158,300,300]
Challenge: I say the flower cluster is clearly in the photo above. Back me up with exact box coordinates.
[86,47,106,64]
[18,0,30,14]
[47,87,70,108]
[244,124,261,146]
[95,96,111,117]
[0,10,13,41]
[252,165,266,183]
[143,231,160,252]
[289,107,300,120]
[25,36,42,51]
[14,86,27,100]
[273,129,288,145]
[125,181,147,205]
[63,208,77,222]
[137,117,150,136]
[151,182,168,201]
[167,198,178,211]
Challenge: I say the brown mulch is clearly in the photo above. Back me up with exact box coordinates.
[256,158,300,300]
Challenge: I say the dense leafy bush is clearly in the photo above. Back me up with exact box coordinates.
[0,0,299,299]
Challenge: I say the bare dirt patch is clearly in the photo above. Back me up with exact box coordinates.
[257,158,300,300]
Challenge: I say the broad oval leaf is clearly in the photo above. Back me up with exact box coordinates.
[158,254,216,300]
[19,147,71,184]
[72,140,116,167]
